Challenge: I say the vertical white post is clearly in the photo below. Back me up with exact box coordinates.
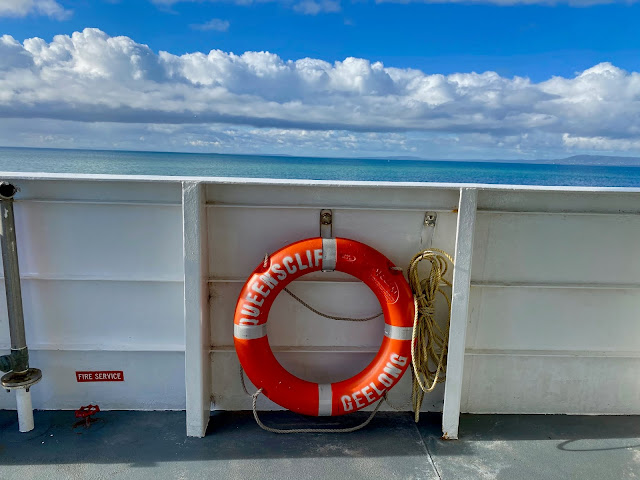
[442,188,477,439]
[182,181,211,437]
[16,388,34,432]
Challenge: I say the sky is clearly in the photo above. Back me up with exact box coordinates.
[1,0,640,159]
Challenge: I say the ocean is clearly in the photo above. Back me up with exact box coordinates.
[1,146,640,187]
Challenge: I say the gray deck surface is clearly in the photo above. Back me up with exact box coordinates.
[0,410,638,479]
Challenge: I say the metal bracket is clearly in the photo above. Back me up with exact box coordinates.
[2,368,42,392]
[320,209,333,238]
[424,211,437,227]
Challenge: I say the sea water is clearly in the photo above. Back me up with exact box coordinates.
[1,147,640,187]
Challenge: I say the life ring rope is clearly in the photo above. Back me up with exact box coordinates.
[283,286,382,322]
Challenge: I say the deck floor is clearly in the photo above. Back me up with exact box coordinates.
[0,410,638,479]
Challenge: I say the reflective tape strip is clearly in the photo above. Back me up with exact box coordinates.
[234,324,267,340]
[384,324,413,341]
[322,238,337,272]
[318,384,332,416]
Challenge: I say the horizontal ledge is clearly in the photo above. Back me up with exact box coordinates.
[206,203,457,213]
[471,282,640,290]
[210,345,379,354]
[16,199,181,207]
[0,275,183,283]
[465,349,640,359]
[0,344,185,352]
[477,209,640,217]
[4,171,640,194]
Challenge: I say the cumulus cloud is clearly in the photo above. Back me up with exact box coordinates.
[562,134,640,151]
[2,28,640,156]
[190,18,230,31]
[0,0,71,19]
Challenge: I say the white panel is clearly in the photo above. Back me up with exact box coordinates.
[462,354,640,414]
[0,280,183,349]
[472,213,640,284]
[210,351,443,412]
[0,351,185,410]
[208,207,316,278]
[206,184,460,211]
[478,190,640,214]
[332,210,457,275]
[467,288,640,352]
[13,179,182,204]
[12,203,183,278]
[208,206,457,279]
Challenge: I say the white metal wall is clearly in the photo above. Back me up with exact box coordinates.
[0,179,185,410]
[464,190,640,414]
[0,174,639,437]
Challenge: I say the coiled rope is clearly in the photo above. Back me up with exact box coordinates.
[407,248,453,422]
[242,249,453,432]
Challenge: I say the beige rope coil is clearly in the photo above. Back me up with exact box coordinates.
[407,248,453,422]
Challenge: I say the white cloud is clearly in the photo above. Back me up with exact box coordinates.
[190,18,230,31]
[0,0,71,19]
[293,0,341,14]
[562,134,640,151]
[0,35,34,69]
[3,29,640,157]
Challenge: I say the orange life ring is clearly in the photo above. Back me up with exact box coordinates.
[233,237,415,416]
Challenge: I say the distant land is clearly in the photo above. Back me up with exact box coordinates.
[541,155,640,166]
[367,154,640,166]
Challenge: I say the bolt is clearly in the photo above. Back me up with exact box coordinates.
[424,212,437,227]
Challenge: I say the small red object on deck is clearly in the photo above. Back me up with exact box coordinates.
[75,404,100,428]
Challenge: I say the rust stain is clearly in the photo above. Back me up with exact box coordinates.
[452,208,459,214]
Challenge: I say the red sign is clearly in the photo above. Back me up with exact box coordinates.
[76,371,124,382]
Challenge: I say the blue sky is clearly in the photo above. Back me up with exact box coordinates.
[4,1,640,80]
[1,0,640,159]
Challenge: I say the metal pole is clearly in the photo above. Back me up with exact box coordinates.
[1,183,27,356]
[0,182,41,433]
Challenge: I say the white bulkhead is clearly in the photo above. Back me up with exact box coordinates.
[1,173,639,438]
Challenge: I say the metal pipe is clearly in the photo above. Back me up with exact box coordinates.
[0,183,27,358]
[0,182,41,433]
